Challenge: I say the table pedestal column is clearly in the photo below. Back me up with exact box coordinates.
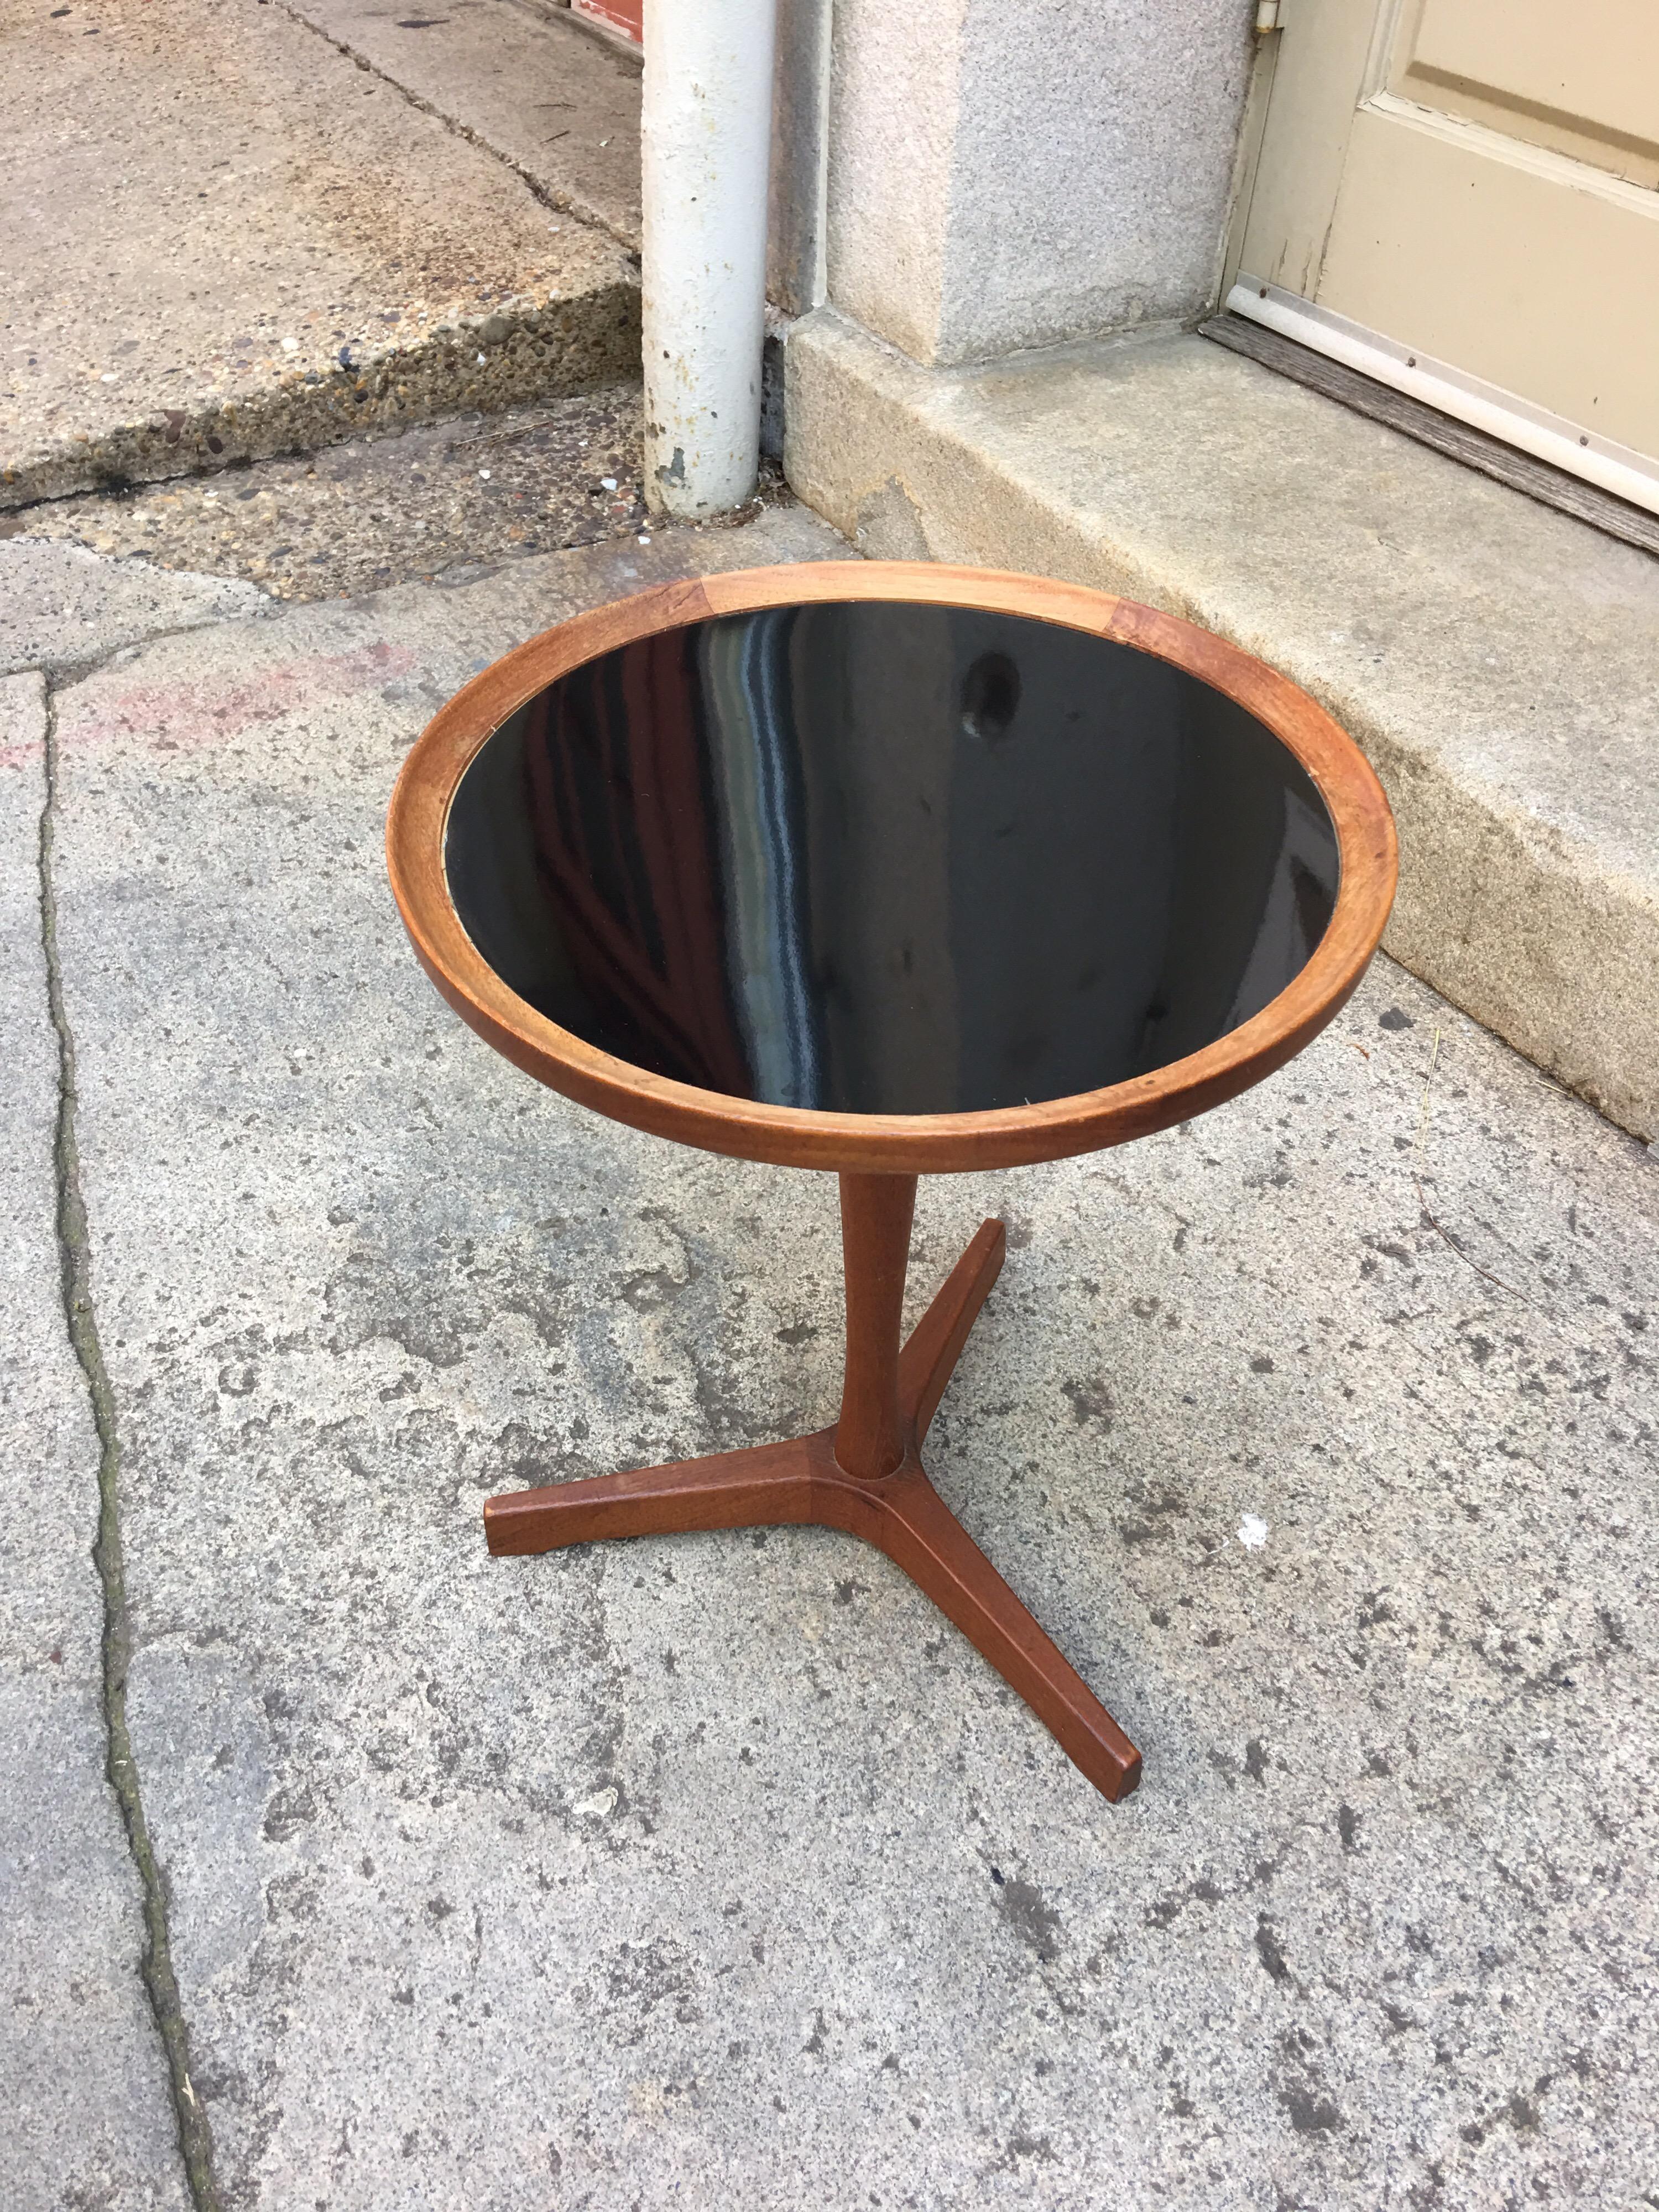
[834,1171,916,1480]
[482,1173,1142,1804]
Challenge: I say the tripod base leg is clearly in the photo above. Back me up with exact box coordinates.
[484,1435,813,1554]
[481,1213,1142,1803]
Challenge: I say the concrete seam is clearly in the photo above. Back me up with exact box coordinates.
[1,580,280,692]
[37,685,223,2212]
[270,0,640,256]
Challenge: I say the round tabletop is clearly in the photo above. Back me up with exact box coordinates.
[387,562,1397,1173]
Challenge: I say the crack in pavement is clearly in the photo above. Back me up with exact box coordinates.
[272,0,640,258]
[3,591,280,695]
[37,681,223,2212]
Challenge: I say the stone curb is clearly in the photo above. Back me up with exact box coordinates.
[2,281,640,512]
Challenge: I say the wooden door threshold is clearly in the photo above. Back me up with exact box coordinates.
[1200,312,1659,561]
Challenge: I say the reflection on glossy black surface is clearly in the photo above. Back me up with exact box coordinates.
[444,601,1338,1115]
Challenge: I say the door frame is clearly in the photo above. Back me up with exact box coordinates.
[1218,2,1659,517]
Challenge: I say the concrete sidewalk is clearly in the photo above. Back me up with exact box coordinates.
[3,514,1656,2208]
[0,0,638,504]
[283,0,643,249]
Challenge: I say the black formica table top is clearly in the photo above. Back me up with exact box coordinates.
[444,598,1339,1118]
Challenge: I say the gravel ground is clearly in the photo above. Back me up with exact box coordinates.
[2,387,648,602]
[3,384,792,603]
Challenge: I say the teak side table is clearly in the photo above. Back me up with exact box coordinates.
[387,562,1397,1804]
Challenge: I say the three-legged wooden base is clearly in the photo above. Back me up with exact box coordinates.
[485,1173,1141,1803]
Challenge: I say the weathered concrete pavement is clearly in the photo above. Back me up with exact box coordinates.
[0,538,273,683]
[4,511,1657,2208]
[1,671,192,2206]
[0,0,638,504]
[281,0,643,249]
[8,383,658,609]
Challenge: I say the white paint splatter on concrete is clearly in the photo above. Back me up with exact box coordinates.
[1238,1514,1269,1550]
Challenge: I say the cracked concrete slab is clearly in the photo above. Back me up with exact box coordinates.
[0,0,638,506]
[39,520,1659,2204]
[282,0,643,249]
[0,670,190,2212]
[0,536,273,681]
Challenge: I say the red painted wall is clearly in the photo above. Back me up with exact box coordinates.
[573,0,643,43]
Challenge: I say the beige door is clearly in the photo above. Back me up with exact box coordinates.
[1228,0,1659,512]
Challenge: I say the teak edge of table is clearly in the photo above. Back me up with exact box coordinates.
[387,561,1399,1806]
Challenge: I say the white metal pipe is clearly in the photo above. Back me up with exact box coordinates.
[642,0,778,519]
